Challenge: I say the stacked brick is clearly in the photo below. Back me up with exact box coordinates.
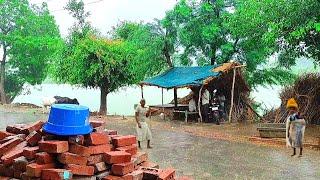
[0,120,190,180]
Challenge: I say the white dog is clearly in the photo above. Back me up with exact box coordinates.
[42,97,57,113]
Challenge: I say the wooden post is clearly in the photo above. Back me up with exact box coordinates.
[228,68,237,123]
[174,88,178,108]
[162,88,165,120]
[141,85,144,99]
[198,85,204,123]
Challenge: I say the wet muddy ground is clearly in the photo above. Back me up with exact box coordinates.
[1,109,320,180]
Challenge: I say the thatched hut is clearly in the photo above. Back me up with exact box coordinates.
[140,62,256,122]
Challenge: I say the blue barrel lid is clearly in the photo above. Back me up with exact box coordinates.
[43,104,93,136]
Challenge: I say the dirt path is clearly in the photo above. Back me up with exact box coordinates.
[103,117,320,180]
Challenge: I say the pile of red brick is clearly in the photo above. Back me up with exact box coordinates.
[0,120,190,180]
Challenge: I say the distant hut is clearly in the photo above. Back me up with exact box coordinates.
[140,62,257,123]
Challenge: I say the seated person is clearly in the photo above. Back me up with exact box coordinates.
[188,96,197,112]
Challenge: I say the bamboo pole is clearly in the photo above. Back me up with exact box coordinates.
[198,85,204,123]
[162,88,165,120]
[228,68,237,123]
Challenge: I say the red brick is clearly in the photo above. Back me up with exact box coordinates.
[140,161,159,169]
[158,168,175,180]
[0,131,13,140]
[13,156,29,171]
[112,135,136,147]
[22,121,44,135]
[14,170,23,179]
[35,152,54,164]
[86,132,110,145]
[87,154,104,165]
[94,162,108,173]
[105,130,117,135]
[0,134,26,145]
[39,141,68,153]
[90,144,112,155]
[0,176,10,180]
[1,141,27,165]
[69,144,91,157]
[90,120,105,128]
[21,172,41,180]
[112,162,134,176]
[68,135,84,145]
[58,152,87,165]
[132,152,148,167]
[123,170,143,180]
[26,163,55,177]
[6,124,27,134]
[139,167,160,180]
[0,137,24,156]
[65,164,94,176]
[41,169,73,180]
[104,151,131,164]
[116,144,137,156]
[26,131,42,147]
[102,175,130,180]
[23,146,39,160]
[0,164,14,177]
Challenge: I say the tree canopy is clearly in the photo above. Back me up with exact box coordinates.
[51,1,170,115]
[0,0,62,103]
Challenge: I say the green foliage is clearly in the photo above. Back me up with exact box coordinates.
[162,0,231,65]
[112,21,170,79]
[0,0,62,102]
[52,36,135,92]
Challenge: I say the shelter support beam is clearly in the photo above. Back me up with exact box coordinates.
[198,85,204,123]
[174,88,178,108]
[228,68,237,123]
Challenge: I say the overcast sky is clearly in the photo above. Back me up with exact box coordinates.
[29,0,177,37]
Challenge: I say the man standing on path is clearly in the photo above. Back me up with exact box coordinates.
[135,99,152,149]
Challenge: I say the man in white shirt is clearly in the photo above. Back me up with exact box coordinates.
[201,88,210,122]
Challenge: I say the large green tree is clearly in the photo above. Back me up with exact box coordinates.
[52,36,137,115]
[0,0,62,103]
[52,1,169,115]
[231,0,320,66]
[162,0,295,87]
[225,0,296,87]
[162,0,234,65]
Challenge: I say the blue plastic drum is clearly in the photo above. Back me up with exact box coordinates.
[43,104,93,136]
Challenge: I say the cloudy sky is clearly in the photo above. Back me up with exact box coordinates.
[29,0,177,37]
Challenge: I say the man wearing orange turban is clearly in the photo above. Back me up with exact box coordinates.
[285,98,306,157]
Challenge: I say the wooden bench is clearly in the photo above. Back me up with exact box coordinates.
[173,110,199,123]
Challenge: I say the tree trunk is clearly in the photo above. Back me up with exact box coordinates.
[0,46,7,104]
[163,31,173,68]
[99,87,108,115]
[210,48,216,65]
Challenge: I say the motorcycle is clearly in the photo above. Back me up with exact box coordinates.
[210,99,220,125]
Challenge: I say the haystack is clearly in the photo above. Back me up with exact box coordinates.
[264,73,320,124]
